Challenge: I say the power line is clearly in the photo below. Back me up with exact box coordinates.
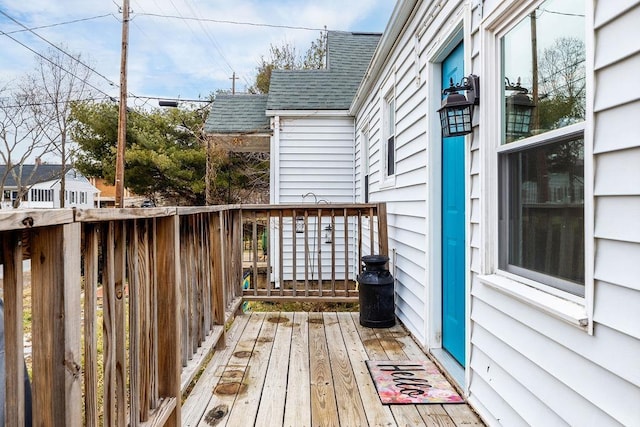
[0,28,115,100]
[165,0,235,76]
[0,14,115,35]
[0,10,119,89]
[183,0,235,75]
[135,12,326,32]
[0,96,114,109]
[129,0,232,95]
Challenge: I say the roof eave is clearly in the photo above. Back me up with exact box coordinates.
[265,109,352,117]
[350,0,420,115]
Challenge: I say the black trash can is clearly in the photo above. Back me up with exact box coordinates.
[358,255,395,328]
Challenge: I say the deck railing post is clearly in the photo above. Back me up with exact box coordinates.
[376,203,389,256]
[156,214,182,426]
[30,222,82,426]
[2,231,26,426]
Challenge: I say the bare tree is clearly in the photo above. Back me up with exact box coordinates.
[20,46,95,207]
[0,88,56,208]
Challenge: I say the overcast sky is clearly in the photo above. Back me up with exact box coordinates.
[0,0,395,106]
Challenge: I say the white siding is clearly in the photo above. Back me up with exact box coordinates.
[353,0,640,425]
[273,115,357,281]
[277,116,356,204]
[466,1,640,426]
[354,1,435,343]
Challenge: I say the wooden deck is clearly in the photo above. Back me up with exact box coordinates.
[182,312,483,426]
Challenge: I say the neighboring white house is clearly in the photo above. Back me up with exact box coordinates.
[206,3,640,424]
[0,164,99,209]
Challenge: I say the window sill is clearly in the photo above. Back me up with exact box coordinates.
[478,274,590,331]
[380,176,396,189]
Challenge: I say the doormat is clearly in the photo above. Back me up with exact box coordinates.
[366,360,464,404]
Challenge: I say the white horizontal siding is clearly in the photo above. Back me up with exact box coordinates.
[594,100,640,153]
[471,337,573,426]
[277,115,355,204]
[594,238,640,291]
[594,280,640,340]
[594,196,640,243]
[274,115,357,280]
[594,0,640,28]
[468,373,526,427]
[353,0,435,345]
[593,52,640,112]
[594,147,640,196]
[472,285,638,426]
[591,14,640,419]
[594,4,640,69]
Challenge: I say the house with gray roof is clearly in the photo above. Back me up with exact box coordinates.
[0,164,99,209]
[205,31,380,203]
[206,31,380,283]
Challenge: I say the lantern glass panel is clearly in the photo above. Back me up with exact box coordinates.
[440,105,472,138]
[505,101,533,137]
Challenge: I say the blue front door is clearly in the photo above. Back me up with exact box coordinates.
[441,42,466,367]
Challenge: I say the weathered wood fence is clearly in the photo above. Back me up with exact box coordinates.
[0,203,387,426]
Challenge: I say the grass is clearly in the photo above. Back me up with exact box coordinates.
[248,300,358,312]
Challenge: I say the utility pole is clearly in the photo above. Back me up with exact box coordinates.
[230,72,238,94]
[115,0,130,208]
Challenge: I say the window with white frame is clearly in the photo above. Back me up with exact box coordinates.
[498,0,585,296]
[384,93,396,178]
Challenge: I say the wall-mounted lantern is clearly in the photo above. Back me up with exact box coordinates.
[505,77,535,138]
[323,224,333,244]
[295,216,304,233]
[438,74,480,137]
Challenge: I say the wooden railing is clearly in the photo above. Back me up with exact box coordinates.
[0,203,387,426]
[239,204,388,303]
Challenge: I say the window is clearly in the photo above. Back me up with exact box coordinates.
[360,128,370,203]
[384,94,396,177]
[498,0,585,296]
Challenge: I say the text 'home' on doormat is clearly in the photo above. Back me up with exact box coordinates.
[366,360,464,404]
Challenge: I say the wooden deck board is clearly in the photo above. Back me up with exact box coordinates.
[309,312,339,427]
[323,312,368,426]
[255,312,293,427]
[197,312,266,426]
[354,314,426,427]
[184,312,483,427]
[336,313,396,427]
[182,314,250,426]
[283,312,311,427]
[225,313,278,426]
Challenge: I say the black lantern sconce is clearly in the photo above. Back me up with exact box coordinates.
[438,74,480,137]
[323,224,333,244]
[295,216,304,233]
[505,77,535,138]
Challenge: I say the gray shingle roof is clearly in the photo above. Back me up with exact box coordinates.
[326,31,381,74]
[204,94,270,134]
[266,31,381,111]
[0,164,63,187]
[205,31,382,133]
[267,70,364,110]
